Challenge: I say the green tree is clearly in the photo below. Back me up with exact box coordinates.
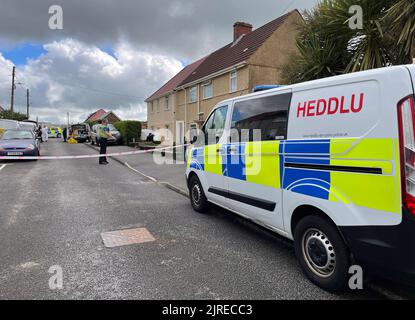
[386,0,415,63]
[0,110,28,121]
[281,5,349,84]
[282,0,405,84]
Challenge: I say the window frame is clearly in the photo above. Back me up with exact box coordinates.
[188,86,198,103]
[230,70,238,93]
[164,96,170,110]
[202,81,213,100]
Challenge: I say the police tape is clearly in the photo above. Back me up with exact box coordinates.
[0,144,191,160]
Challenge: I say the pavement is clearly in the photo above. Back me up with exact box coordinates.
[0,139,395,299]
[87,143,189,192]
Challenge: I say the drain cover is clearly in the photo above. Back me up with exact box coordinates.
[101,227,156,248]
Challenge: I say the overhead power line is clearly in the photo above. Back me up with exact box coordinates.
[58,82,147,100]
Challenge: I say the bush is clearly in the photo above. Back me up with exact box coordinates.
[0,110,28,121]
[113,121,142,145]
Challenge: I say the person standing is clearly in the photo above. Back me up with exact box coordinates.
[41,125,49,142]
[36,125,42,141]
[97,119,113,165]
[62,127,67,142]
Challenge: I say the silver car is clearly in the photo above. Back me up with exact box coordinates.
[90,123,121,146]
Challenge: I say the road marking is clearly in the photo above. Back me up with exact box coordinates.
[85,143,189,198]
[124,162,158,182]
[0,164,6,172]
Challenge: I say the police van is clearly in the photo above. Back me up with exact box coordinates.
[186,65,415,291]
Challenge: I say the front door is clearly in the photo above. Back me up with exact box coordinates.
[176,121,184,145]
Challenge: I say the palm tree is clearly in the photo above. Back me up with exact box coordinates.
[281,4,349,84]
[386,0,415,63]
[319,0,397,72]
[282,0,403,84]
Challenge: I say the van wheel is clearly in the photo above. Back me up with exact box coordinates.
[189,175,209,213]
[294,215,350,292]
[91,138,95,145]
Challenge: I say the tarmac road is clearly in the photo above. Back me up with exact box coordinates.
[0,139,382,299]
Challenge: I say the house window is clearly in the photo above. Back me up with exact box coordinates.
[230,70,237,93]
[165,96,170,110]
[154,99,159,112]
[149,102,154,113]
[188,86,198,103]
[202,81,213,99]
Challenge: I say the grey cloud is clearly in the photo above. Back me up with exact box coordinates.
[0,0,317,60]
[0,39,183,123]
[0,0,318,123]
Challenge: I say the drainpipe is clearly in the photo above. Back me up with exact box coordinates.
[197,83,201,119]
[184,88,187,144]
[171,92,175,146]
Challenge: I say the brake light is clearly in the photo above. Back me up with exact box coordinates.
[397,95,415,216]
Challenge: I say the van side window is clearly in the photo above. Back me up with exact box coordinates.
[231,93,291,142]
[202,105,228,145]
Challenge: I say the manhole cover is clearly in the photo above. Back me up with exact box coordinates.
[101,227,156,248]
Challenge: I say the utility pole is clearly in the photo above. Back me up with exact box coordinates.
[26,88,30,118]
[10,66,15,113]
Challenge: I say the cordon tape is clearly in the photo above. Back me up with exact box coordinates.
[0,144,191,160]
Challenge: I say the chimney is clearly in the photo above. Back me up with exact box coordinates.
[233,22,253,41]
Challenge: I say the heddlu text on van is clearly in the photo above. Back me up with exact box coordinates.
[296,93,365,118]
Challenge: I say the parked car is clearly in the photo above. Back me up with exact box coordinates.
[70,123,90,143]
[0,129,40,159]
[90,123,121,146]
[48,127,63,138]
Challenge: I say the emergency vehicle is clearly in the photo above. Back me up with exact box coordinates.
[185,65,415,291]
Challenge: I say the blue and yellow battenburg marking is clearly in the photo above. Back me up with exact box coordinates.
[188,138,401,214]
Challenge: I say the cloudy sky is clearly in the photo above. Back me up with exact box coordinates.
[0,0,317,124]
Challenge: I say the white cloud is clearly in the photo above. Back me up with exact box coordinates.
[0,38,183,124]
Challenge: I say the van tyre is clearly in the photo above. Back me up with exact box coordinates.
[294,215,351,292]
[189,175,209,213]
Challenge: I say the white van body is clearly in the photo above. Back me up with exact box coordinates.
[185,65,415,290]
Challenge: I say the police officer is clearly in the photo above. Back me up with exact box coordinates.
[98,119,114,165]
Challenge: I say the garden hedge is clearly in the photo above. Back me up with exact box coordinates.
[113,120,142,145]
